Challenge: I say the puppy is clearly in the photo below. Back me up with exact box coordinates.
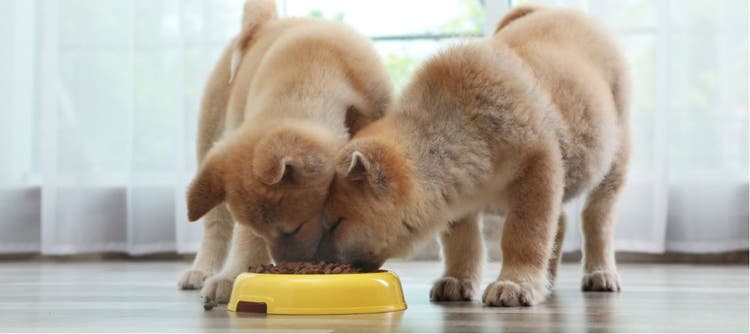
[318,6,630,307]
[178,0,392,304]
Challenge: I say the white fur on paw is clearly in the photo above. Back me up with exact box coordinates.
[430,276,479,301]
[178,269,210,290]
[582,270,621,292]
[201,275,235,304]
[482,280,545,307]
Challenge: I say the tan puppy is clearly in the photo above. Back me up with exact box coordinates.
[178,0,392,304]
[318,6,630,307]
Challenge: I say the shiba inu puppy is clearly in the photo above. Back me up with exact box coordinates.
[318,6,630,307]
[178,0,392,304]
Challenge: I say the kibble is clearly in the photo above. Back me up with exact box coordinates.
[248,261,363,274]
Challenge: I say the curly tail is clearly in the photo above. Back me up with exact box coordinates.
[494,5,540,34]
[230,0,278,83]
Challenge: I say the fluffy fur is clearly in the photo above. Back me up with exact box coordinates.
[318,6,630,307]
[178,0,392,304]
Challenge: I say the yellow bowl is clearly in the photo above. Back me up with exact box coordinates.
[227,270,407,315]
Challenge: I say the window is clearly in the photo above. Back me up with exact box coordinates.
[0,0,745,255]
[285,0,487,90]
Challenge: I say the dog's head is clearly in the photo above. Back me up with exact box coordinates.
[187,125,338,262]
[317,138,420,271]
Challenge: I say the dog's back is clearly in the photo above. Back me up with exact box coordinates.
[493,6,631,200]
[198,14,391,163]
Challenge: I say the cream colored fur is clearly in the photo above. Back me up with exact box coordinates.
[178,0,392,305]
[319,6,630,307]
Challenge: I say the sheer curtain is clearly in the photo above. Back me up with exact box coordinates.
[523,0,749,253]
[0,0,243,254]
[0,0,746,256]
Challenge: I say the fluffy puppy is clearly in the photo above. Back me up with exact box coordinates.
[319,6,630,307]
[178,0,392,304]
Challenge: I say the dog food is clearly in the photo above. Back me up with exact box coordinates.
[248,261,363,274]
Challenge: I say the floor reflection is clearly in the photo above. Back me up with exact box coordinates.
[433,290,570,332]
[583,292,618,333]
[222,309,405,332]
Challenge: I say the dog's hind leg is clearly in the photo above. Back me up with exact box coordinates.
[580,64,630,292]
[580,148,628,292]
[547,212,567,286]
[430,213,484,301]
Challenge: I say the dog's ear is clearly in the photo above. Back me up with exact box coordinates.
[344,106,377,137]
[343,151,371,182]
[187,150,227,221]
[336,141,413,199]
[254,156,293,185]
[338,148,385,190]
[253,129,334,186]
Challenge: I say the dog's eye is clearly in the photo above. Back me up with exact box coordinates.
[322,217,342,231]
[329,218,343,232]
[280,223,303,238]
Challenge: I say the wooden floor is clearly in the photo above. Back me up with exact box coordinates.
[0,260,747,333]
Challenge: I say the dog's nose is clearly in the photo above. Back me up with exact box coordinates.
[352,259,385,272]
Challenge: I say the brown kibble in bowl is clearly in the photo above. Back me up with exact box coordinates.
[248,261,363,274]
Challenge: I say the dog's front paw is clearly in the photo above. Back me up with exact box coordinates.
[482,279,546,307]
[178,268,211,290]
[430,276,479,301]
[201,275,235,304]
[582,269,621,292]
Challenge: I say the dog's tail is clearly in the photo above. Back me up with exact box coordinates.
[494,5,540,34]
[230,0,278,83]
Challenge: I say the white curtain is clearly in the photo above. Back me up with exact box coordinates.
[0,0,747,256]
[0,0,237,254]
[524,0,749,253]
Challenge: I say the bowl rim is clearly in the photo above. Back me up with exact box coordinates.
[238,269,392,277]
